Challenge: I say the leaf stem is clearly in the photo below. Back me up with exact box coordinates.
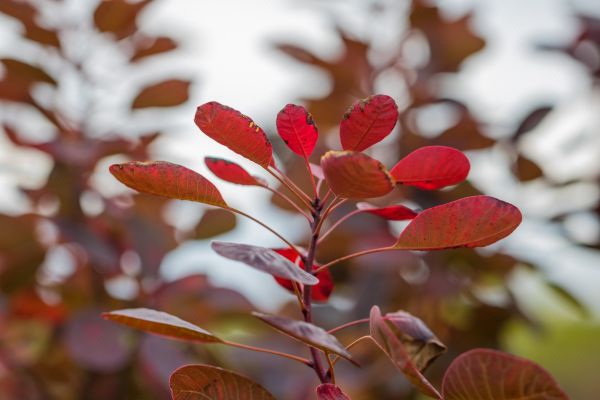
[327,318,370,335]
[303,157,318,198]
[263,185,312,222]
[266,166,312,207]
[329,335,372,367]
[318,209,364,244]
[314,246,395,274]
[222,340,312,366]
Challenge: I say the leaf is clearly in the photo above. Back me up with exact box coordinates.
[384,311,446,371]
[394,195,522,250]
[321,151,395,198]
[340,94,398,151]
[369,306,442,399]
[356,202,418,220]
[390,146,470,190]
[132,79,190,109]
[316,384,351,400]
[442,349,569,400]
[252,312,354,362]
[170,364,276,400]
[272,248,334,302]
[205,157,263,186]
[310,163,324,180]
[195,101,273,168]
[102,308,223,344]
[109,161,227,207]
[194,209,237,239]
[276,104,318,158]
[211,242,319,286]
[94,0,151,39]
[131,36,177,62]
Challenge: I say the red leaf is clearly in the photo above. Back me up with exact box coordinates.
[272,248,334,302]
[442,349,569,400]
[340,94,398,151]
[321,151,395,198]
[276,104,319,158]
[390,146,470,190]
[316,384,351,400]
[109,161,227,207]
[394,195,522,250]
[205,157,263,186]
[253,312,355,363]
[369,306,442,399]
[195,101,273,167]
[132,79,190,109]
[170,364,276,400]
[211,242,319,286]
[102,308,223,343]
[356,202,418,220]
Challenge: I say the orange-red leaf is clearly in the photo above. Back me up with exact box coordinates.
[132,79,190,109]
[102,308,222,343]
[370,306,442,399]
[276,104,318,158]
[321,151,394,199]
[340,94,398,151]
[356,202,418,220]
[205,157,263,186]
[109,161,227,207]
[195,101,273,168]
[394,196,521,250]
[390,146,470,190]
[316,384,351,400]
[170,364,276,400]
[442,349,569,400]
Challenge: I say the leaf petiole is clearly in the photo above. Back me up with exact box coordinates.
[314,246,395,274]
[222,340,312,367]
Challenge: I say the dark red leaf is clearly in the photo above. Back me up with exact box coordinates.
[195,101,273,168]
[205,157,263,186]
[442,349,569,400]
[321,151,395,198]
[276,104,318,158]
[272,248,334,302]
[170,364,276,400]
[340,94,398,151]
[102,308,223,343]
[211,242,319,286]
[109,161,228,207]
[394,195,522,250]
[390,146,470,190]
[132,79,190,109]
[369,306,442,399]
[356,202,418,220]
[316,384,351,400]
[253,312,355,363]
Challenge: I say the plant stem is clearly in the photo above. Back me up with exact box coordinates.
[222,340,312,366]
[314,246,395,274]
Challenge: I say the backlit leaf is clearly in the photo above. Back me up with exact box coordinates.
[316,384,351,400]
[321,151,394,198]
[102,308,223,344]
[132,79,190,109]
[442,349,569,400]
[390,146,470,190]
[356,202,418,220]
[205,157,263,186]
[109,161,227,207]
[340,94,398,151]
[170,364,276,400]
[253,312,354,362]
[276,104,318,158]
[195,101,273,167]
[394,196,522,250]
[211,242,319,286]
[370,306,442,399]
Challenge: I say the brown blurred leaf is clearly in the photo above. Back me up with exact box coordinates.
[194,209,237,239]
[0,1,60,47]
[94,0,151,40]
[131,36,177,62]
[131,79,190,109]
[0,58,56,102]
[514,154,544,182]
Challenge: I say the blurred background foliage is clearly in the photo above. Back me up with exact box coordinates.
[0,0,599,399]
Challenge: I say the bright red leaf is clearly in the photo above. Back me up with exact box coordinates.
[109,161,227,207]
[316,384,351,400]
[321,151,395,198]
[390,146,470,190]
[340,94,398,151]
[205,157,263,186]
[356,202,418,220]
[195,101,273,167]
[442,349,569,400]
[276,104,318,158]
[394,195,522,250]
[272,248,334,302]
[170,364,276,400]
